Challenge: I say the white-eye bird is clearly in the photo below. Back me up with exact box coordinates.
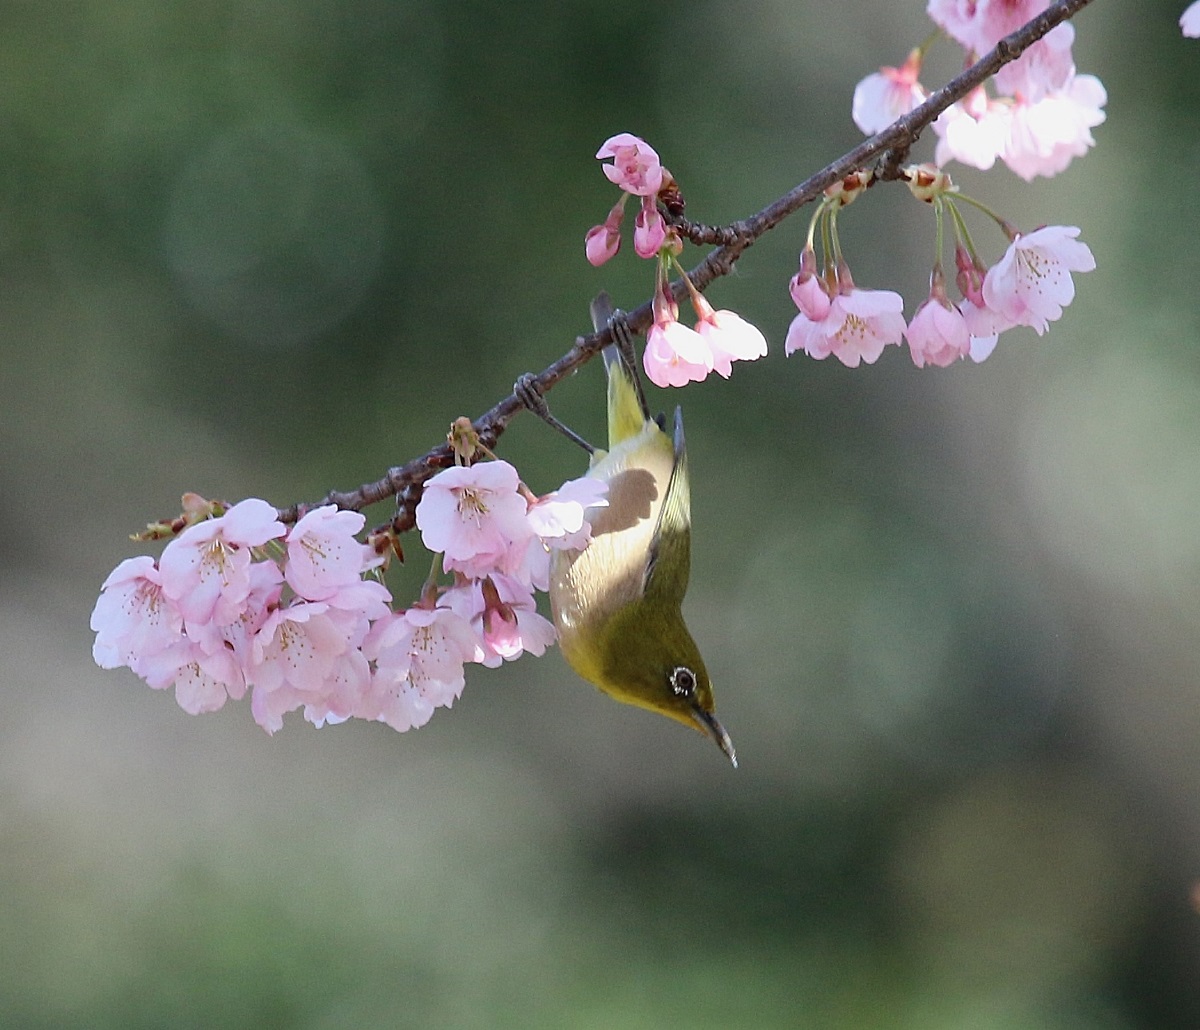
[539,293,737,766]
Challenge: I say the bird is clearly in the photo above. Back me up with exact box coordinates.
[519,292,736,766]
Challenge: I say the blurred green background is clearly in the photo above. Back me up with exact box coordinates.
[3,0,1199,1026]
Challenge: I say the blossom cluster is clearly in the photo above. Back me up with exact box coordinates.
[853,1,1106,182]
[92,467,607,735]
[584,133,769,389]
[785,167,1095,369]
[585,133,672,266]
[642,276,768,388]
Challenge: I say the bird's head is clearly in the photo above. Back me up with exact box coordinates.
[598,609,737,767]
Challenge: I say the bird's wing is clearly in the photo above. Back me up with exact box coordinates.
[642,405,692,602]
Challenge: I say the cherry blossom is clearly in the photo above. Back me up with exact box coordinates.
[118,628,243,715]
[442,575,557,668]
[643,298,714,388]
[982,225,1095,335]
[905,296,970,368]
[248,602,375,734]
[852,51,928,135]
[296,647,372,728]
[477,576,557,665]
[511,476,609,590]
[91,556,183,672]
[285,505,375,602]
[251,602,349,696]
[184,558,282,691]
[360,607,479,731]
[596,133,663,197]
[171,653,240,715]
[527,476,609,551]
[934,87,1012,171]
[692,296,769,378]
[993,22,1075,100]
[786,288,907,367]
[415,461,534,579]
[1002,73,1106,181]
[927,0,1048,55]
[319,577,393,621]
[158,498,285,629]
[1184,2,1200,37]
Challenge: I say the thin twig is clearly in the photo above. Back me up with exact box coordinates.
[275,0,1096,533]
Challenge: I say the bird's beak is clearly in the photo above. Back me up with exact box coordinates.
[691,705,738,768]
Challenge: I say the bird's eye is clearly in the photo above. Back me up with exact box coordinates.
[670,666,696,698]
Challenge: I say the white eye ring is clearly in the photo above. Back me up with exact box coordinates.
[670,666,696,697]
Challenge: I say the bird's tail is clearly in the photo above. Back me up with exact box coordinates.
[590,292,650,449]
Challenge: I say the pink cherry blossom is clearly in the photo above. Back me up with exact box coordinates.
[478,578,556,665]
[633,197,667,259]
[415,461,534,579]
[184,558,282,690]
[596,133,664,197]
[527,476,609,550]
[250,646,370,733]
[172,654,238,715]
[982,225,1095,336]
[91,556,184,671]
[852,51,927,135]
[585,224,620,266]
[927,0,1048,55]
[692,297,768,378]
[125,632,238,713]
[829,290,907,366]
[251,602,348,695]
[297,645,372,728]
[787,288,906,367]
[442,575,557,668]
[905,297,970,368]
[249,602,373,733]
[360,607,479,731]
[585,201,624,266]
[1184,2,1200,37]
[158,498,286,629]
[973,0,1050,48]
[512,476,609,590]
[285,505,373,601]
[933,87,1012,171]
[643,313,714,388]
[993,22,1075,101]
[251,665,360,729]
[1002,73,1106,181]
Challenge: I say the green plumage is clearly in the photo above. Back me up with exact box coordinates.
[547,295,735,765]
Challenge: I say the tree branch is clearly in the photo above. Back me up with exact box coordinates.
[275,0,1096,534]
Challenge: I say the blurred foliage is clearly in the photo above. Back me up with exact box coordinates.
[3,0,1200,1026]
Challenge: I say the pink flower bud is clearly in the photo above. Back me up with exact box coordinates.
[584,201,625,267]
[633,197,667,259]
[789,269,832,322]
[585,223,621,266]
